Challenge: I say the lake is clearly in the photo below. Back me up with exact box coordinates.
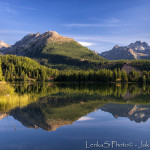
[0,83,150,150]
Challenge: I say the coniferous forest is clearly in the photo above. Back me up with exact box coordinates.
[55,68,149,83]
[1,55,150,83]
[0,59,4,81]
[0,55,58,81]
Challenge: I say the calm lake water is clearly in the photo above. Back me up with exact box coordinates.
[1,83,150,150]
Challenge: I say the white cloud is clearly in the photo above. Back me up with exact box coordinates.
[77,116,95,121]
[64,34,150,46]
[78,41,95,46]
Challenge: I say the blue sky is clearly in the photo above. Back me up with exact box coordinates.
[0,0,150,53]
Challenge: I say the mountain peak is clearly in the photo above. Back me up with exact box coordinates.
[44,31,74,43]
[135,40,143,44]
[0,30,105,69]
[100,41,150,60]
[113,45,119,49]
[128,41,149,51]
[45,31,59,36]
[43,31,59,37]
[0,40,7,44]
[0,41,10,49]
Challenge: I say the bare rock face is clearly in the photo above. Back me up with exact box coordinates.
[44,31,74,43]
[100,41,150,60]
[0,41,10,55]
[0,41,10,49]
[128,41,149,51]
[0,30,105,68]
[0,31,74,56]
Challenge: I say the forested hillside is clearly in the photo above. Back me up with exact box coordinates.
[0,55,58,81]
[97,59,150,71]
[1,54,150,83]
[0,60,4,81]
[41,41,105,69]
[55,68,150,83]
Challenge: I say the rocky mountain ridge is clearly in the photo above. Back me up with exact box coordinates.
[100,41,150,60]
[0,41,10,49]
[0,31,75,56]
[101,103,150,123]
[0,31,104,69]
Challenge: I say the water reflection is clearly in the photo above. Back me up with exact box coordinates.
[101,103,150,123]
[1,83,150,131]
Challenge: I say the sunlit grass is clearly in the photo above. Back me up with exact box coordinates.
[0,82,14,94]
[0,94,38,113]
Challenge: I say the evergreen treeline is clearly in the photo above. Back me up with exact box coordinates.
[130,60,150,71]
[2,55,150,83]
[55,68,150,83]
[0,59,4,81]
[0,55,58,81]
[107,60,150,71]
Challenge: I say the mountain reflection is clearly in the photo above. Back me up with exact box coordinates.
[101,103,150,123]
[1,83,150,131]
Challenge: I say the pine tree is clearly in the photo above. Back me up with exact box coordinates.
[142,75,146,83]
[121,69,128,82]
[23,74,28,81]
[41,70,46,81]
[117,68,121,81]
[21,70,25,81]
[113,69,118,82]
[5,69,10,81]
[0,60,4,81]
